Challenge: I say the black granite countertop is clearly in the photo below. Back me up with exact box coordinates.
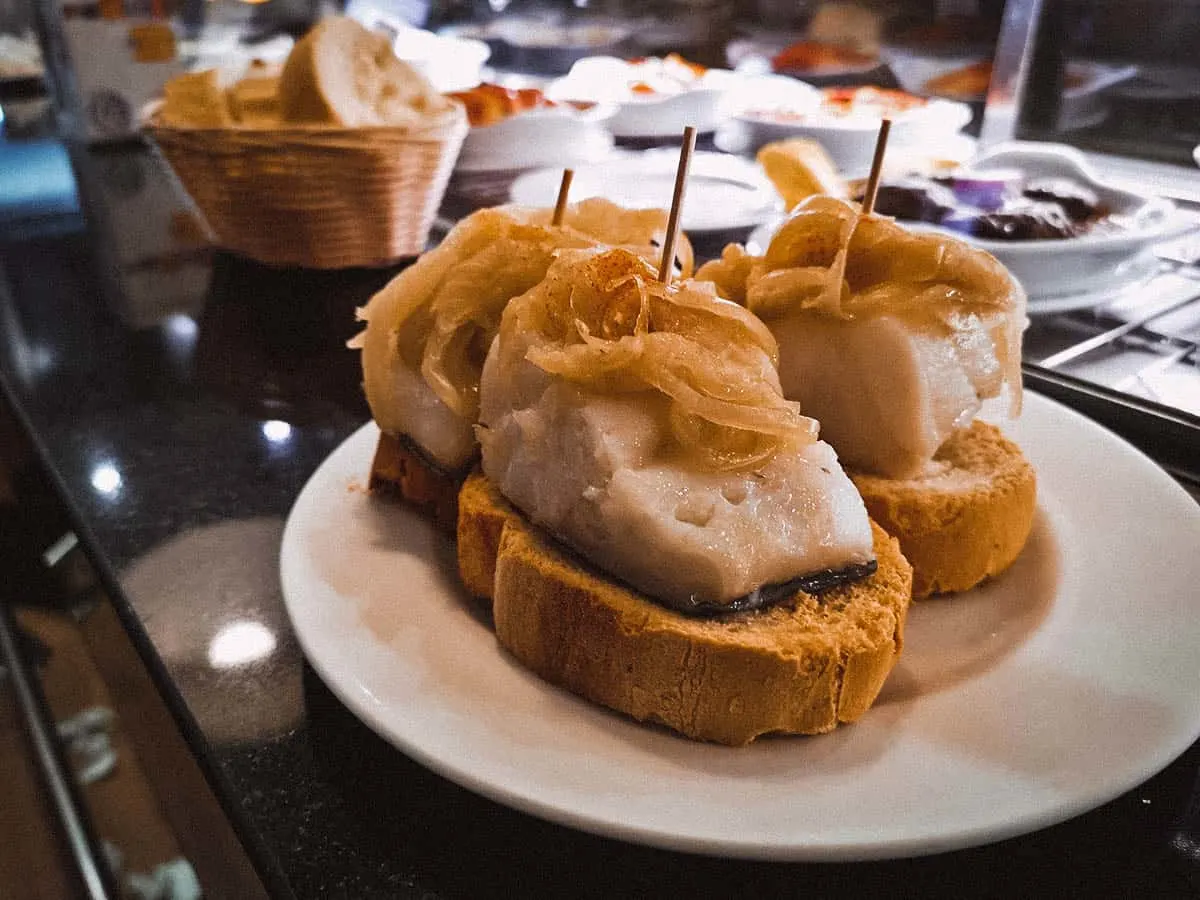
[2,139,1199,899]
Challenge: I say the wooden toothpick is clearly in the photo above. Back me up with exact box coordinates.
[658,126,697,284]
[552,168,574,226]
[860,118,893,217]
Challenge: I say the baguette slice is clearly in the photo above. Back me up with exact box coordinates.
[279,16,448,127]
[458,472,912,746]
[161,69,233,128]
[369,432,464,533]
[850,420,1036,599]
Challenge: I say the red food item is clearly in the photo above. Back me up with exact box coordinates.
[819,86,927,115]
[662,52,707,77]
[448,83,558,127]
[771,41,876,73]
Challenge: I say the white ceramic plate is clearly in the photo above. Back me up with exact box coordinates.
[452,106,616,174]
[1021,253,1163,316]
[509,151,781,233]
[934,143,1191,298]
[280,393,1200,861]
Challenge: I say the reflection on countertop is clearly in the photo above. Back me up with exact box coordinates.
[121,516,304,746]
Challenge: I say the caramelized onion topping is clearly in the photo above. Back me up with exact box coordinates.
[358,199,694,435]
[696,195,1026,415]
[501,248,818,471]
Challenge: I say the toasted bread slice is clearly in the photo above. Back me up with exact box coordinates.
[850,420,1036,599]
[369,432,464,533]
[458,472,912,746]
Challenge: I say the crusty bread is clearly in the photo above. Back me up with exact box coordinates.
[456,469,511,599]
[279,17,449,127]
[757,139,848,211]
[226,69,280,127]
[161,70,233,128]
[458,471,912,746]
[850,421,1036,599]
[369,432,463,533]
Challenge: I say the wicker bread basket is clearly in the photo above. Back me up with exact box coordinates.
[145,103,468,268]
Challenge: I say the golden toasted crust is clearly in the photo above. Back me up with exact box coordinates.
[850,421,1036,599]
[369,432,463,533]
[458,472,912,745]
[455,469,512,600]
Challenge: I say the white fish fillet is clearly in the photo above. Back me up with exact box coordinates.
[771,311,1005,479]
[478,358,874,608]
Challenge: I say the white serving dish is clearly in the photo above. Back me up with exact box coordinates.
[510,150,781,233]
[940,143,1188,298]
[734,85,972,178]
[346,9,490,92]
[280,398,1200,861]
[453,104,616,174]
[546,56,741,138]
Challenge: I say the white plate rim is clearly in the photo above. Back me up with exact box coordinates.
[280,392,1200,861]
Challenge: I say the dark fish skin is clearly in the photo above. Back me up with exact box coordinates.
[673,559,880,618]
[546,520,880,618]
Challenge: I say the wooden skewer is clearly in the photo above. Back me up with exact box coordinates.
[859,118,893,217]
[551,168,574,226]
[658,126,697,284]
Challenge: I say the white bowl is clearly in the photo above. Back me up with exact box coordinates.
[546,56,741,138]
[453,104,615,174]
[400,37,490,94]
[944,142,1188,298]
[735,90,973,178]
[346,11,491,92]
[749,142,1193,303]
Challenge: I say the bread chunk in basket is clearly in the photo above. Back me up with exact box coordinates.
[147,17,467,268]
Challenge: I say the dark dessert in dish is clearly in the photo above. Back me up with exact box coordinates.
[940,201,1080,240]
[1021,177,1103,223]
[872,177,959,224]
[864,173,1113,241]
